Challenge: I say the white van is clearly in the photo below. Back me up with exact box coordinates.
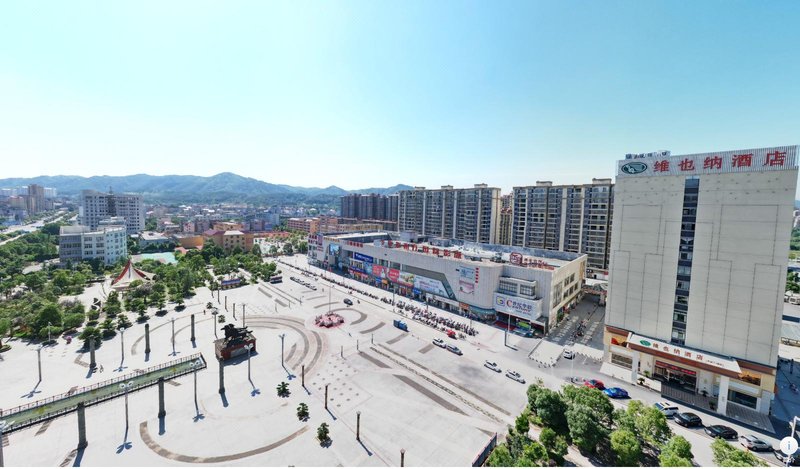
[654,402,679,417]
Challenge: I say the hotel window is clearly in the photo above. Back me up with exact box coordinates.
[673,311,687,323]
[675,295,689,305]
[676,280,690,290]
[677,265,692,275]
[611,354,633,369]
[671,328,686,342]
[679,252,693,261]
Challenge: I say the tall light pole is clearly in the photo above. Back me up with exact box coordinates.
[36,347,42,382]
[47,321,52,343]
[190,359,202,417]
[279,333,286,368]
[117,327,126,372]
[212,309,218,338]
[245,343,254,382]
[392,285,395,313]
[170,318,176,356]
[119,381,133,440]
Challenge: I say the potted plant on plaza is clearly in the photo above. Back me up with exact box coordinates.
[317,423,330,445]
[277,382,290,397]
[297,403,309,421]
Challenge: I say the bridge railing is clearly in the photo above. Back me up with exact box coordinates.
[0,352,206,432]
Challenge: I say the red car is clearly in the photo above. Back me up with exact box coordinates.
[584,379,605,390]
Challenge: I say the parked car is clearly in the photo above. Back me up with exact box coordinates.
[674,412,703,427]
[506,370,526,384]
[705,425,737,440]
[739,434,772,452]
[484,361,502,372]
[343,298,353,306]
[654,402,679,417]
[446,344,463,355]
[603,387,629,399]
[583,379,605,390]
[432,338,446,348]
[775,449,800,466]
[563,349,574,359]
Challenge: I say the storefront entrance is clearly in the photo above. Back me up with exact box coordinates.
[654,360,697,391]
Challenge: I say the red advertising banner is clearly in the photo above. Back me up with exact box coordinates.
[388,268,400,282]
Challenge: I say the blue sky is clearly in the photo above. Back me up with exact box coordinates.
[1,1,799,193]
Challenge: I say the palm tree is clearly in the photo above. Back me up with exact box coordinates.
[297,403,309,421]
[206,302,213,310]
[277,381,290,397]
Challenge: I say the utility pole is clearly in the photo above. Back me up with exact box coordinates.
[279,334,286,367]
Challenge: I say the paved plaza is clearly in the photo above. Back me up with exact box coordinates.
[0,255,796,466]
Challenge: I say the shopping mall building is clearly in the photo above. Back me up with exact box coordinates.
[603,145,797,417]
[308,231,586,333]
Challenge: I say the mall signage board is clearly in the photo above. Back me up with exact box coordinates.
[493,293,542,321]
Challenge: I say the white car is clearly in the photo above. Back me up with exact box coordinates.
[563,349,574,359]
[484,361,502,372]
[505,370,526,383]
[654,402,679,417]
[432,338,446,348]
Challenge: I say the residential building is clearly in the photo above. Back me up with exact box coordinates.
[203,229,247,252]
[26,184,46,215]
[398,184,501,244]
[138,231,172,249]
[340,194,397,221]
[79,190,145,235]
[511,179,613,277]
[213,221,244,231]
[498,194,513,246]
[311,231,585,332]
[59,222,128,266]
[603,145,797,418]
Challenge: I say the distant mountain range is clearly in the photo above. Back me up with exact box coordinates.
[0,173,412,205]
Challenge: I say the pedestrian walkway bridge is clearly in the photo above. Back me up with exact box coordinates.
[0,353,206,433]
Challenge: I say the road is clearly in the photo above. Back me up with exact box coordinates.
[273,255,783,467]
[0,210,73,247]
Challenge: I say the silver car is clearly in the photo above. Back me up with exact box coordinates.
[739,434,772,452]
[484,361,502,372]
[505,370,526,383]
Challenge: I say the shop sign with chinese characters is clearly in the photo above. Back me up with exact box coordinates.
[627,333,741,373]
[617,146,797,178]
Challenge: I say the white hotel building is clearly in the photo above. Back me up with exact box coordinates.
[603,145,797,418]
[310,232,586,333]
[59,218,128,266]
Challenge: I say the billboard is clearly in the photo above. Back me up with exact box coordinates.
[493,293,542,321]
[414,276,448,297]
[353,252,374,264]
[459,266,476,295]
[328,244,340,256]
[398,271,416,287]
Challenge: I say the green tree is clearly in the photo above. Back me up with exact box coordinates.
[711,438,760,467]
[562,384,614,427]
[0,318,10,348]
[486,443,514,467]
[317,422,330,443]
[566,403,605,453]
[515,409,530,435]
[659,435,693,467]
[277,381,290,397]
[516,440,548,467]
[34,303,62,336]
[283,243,293,255]
[251,244,262,256]
[296,402,309,421]
[533,388,568,433]
[269,245,279,256]
[539,427,568,465]
[610,429,641,466]
[78,326,102,348]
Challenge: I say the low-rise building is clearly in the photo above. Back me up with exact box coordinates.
[59,223,128,266]
[310,231,585,332]
[138,231,172,249]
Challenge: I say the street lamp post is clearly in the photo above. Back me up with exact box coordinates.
[392,286,395,313]
[245,343,254,381]
[118,327,126,371]
[47,321,52,343]
[171,318,176,356]
[279,333,286,368]
[190,359,202,416]
[119,381,133,436]
[37,347,42,382]
[401,448,405,467]
[356,411,361,441]
[212,309,218,338]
